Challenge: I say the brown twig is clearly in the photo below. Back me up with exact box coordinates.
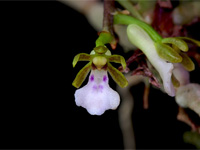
[143,80,150,109]
[102,0,118,49]
[103,0,115,34]
[177,107,200,133]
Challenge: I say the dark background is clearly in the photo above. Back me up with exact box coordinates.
[0,1,199,149]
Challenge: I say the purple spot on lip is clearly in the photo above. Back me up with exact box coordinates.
[90,75,94,81]
[99,85,103,89]
[98,85,104,92]
[92,85,103,92]
[103,75,107,82]
[93,85,97,90]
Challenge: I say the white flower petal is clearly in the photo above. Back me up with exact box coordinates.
[127,24,175,96]
[175,83,200,108]
[173,63,190,86]
[75,69,120,115]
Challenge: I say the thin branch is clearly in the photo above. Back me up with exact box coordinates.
[103,0,115,34]
[117,74,145,149]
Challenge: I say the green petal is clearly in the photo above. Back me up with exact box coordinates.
[107,55,126,70]
[177,37,200,47]
[155,42,182,63]
[72,53,93,68]
[72,62,92,88]
[161,37,188,52]
[172,44,181,53]
[107,62,128,88]
[180,53,195,71]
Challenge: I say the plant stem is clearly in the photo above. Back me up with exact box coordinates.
[95,0,117,49]
[114,13,162,42]
[102,0,115,34]
[116,0,144,21]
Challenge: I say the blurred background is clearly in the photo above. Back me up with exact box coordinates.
[0,1,199,149]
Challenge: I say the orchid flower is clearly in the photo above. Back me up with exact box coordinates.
[72,46,128,115]
[173,63,200,116]
[127,24,176,96]
[113,13,200,96]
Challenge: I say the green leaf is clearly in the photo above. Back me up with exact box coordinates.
[72,62,92,88]
[180,53,195,71]
[107,55,126,70]
[161,37,188,52]
[155,42,182,63]
[177,37,200,47]
[72,53,93,68]
[107,62,128,88]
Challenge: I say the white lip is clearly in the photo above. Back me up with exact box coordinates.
[75,70,120,115]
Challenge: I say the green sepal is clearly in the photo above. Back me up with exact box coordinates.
[155,42,182,63]
[107,62,128,88]
[161,37,188,52]
[107,55,126,70]
[177,37,200,47]
[172,44,181,53]
[72,61,92,88]
[72,53,93,68]
[180,53,195,71]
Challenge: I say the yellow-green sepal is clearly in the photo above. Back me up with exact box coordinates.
[177,37,200,47]
[161,37,188,52]
[155,42,182,63]
[72,53,93,68]
[180,53,195,71]
[107,55,127,70]
[172,44,181,53]
[72,61,92,88]
[107,62,128,88]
